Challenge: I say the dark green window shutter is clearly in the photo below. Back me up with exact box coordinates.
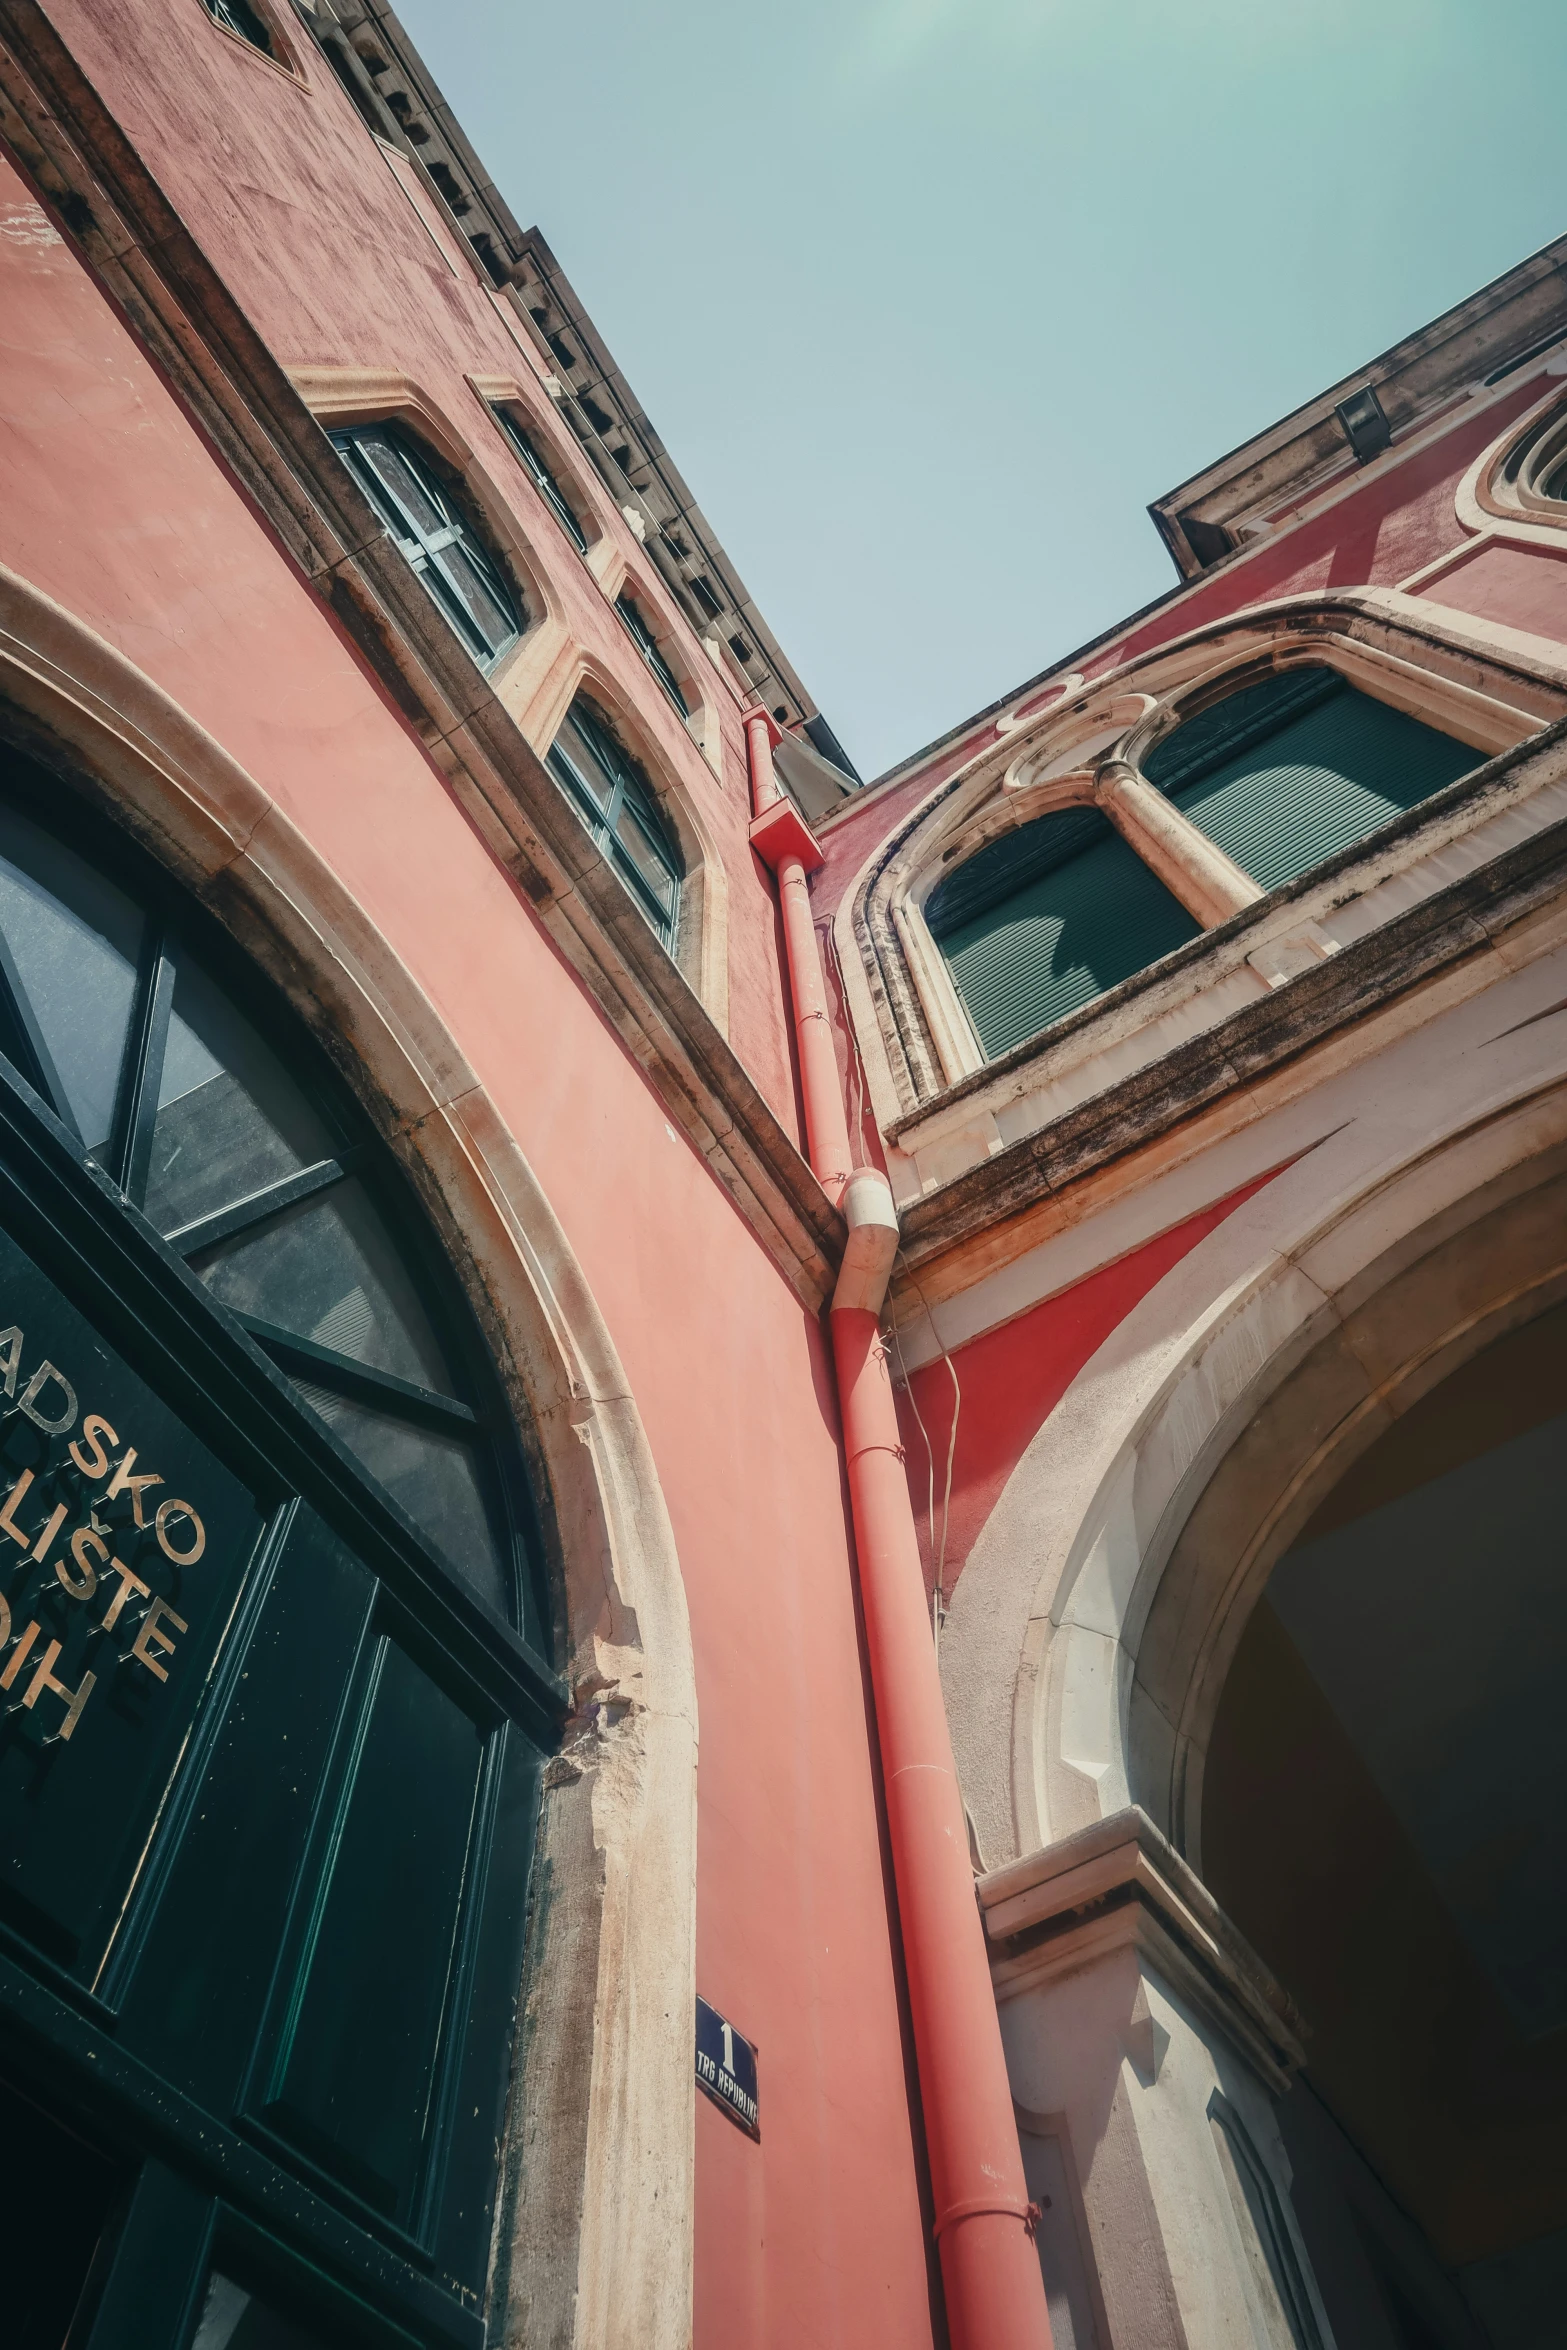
[1144,670,1477,893]
[928,807,1201,1061]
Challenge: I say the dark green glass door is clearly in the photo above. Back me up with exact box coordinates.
[0,2076,122,2349]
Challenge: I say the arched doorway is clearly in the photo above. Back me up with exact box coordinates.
[0,568,702,2350]
[1203,1299,1567,2349]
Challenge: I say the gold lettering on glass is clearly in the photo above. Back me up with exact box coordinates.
[0,1617,43,1690]
[59,1523,106,1602]
[69,1414,118,1481]
[131,1597,187,1685]
[103,1447,163,1529]
[22,1640,95,1740]
[17,1359,77,1435]
[154,1499,205,1566]
[0,1467,36,1549]
[100,1558,151,1633]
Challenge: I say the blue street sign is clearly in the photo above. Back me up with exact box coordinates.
[695,1995,759,2139]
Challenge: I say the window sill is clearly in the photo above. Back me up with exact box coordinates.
[884,717,1567,1211]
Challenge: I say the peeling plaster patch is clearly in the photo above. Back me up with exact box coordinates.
[0,201,61,246]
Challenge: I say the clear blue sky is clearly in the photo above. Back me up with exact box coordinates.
[396,0,1567,780]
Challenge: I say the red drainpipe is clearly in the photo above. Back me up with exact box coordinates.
[744,709,1052,2350]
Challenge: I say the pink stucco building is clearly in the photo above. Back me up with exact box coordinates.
[0,6,1561,2349]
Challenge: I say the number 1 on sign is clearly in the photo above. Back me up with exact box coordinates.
[720,2021,735,2076]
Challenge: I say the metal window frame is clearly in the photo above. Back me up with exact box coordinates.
[330,423,522,672]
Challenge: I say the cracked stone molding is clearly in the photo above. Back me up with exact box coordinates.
[0,562,699,2350]
[0,11,842,1309]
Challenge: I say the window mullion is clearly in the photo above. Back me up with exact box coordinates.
[111,930,177,1201]
[239,1312,481,1431]
[168,1148,361,1258]
[0,924,77,1136]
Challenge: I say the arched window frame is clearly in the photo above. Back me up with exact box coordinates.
[331,420,525,674]
[531,657,731,1017]
[544,692,685,951]
[481,386,597,562]
[194,0,303,77]
[614,585,692,719]
[1456,373,1567,537]
[289,372,561,690]
[0,567,699,2350]
[607,564,729,785]
[848,603,1554,1132]
[0,752,550,1652]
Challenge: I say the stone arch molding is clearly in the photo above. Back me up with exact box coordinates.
[843,590,1558,1116]
[938,1041,1567,1886]
[0,559,697,2350]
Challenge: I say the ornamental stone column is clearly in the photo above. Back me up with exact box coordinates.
[1096,759,1263,928]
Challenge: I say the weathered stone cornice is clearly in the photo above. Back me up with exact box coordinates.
[0,5,843,1307]
[979,1806,1304,2092]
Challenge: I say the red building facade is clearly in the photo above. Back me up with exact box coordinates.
[0,6,1562,2349]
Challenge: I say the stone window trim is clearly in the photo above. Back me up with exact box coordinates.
[293,370,729,1018]
[289,367,556,680]
[1454,369,1567,541]
[843,594,1559,1130]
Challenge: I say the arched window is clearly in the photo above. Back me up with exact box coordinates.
[0,784,536,1633]
[330,422,523,671]
[200,0,277,54]
[546,696,684,949]
[615,591,690,717]
[926,807,1200,1060]
[1143,668,1476,890]
[491,404,588,555]
[1497,397,1567,508]
[0,745,560,2340]
[929,663,1480,1064]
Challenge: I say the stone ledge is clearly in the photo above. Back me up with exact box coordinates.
[897,792,1567,1273]
[978,1806,1304,2092]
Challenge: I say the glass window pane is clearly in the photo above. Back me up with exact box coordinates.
[192,2273,330,2350]
[436,540,519,657]
[354,426,449,540]
[195,1178,459,1396]
[143,955,337,1233]
[500,413,586,551]
[617,596,688,713]
[295,1380,508,1610]
[263,1640,483,2218]
[547,715,613,822]
[0,803,144,1151]
[613,804,678,916]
